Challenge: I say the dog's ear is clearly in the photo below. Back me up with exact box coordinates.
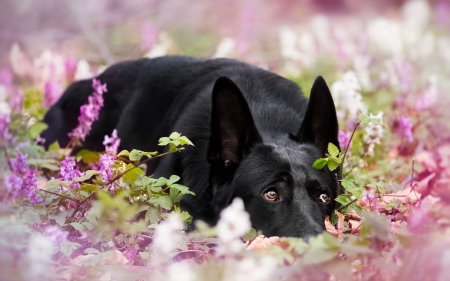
[207,76,262,168]
[297,76,339,155]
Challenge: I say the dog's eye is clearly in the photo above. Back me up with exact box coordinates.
[263,189,279,201]
[319,193,330,203]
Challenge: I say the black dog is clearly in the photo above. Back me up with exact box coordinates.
[41,56,340,239]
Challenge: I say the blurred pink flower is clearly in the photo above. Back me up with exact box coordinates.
[43,79,63,108]
[123,245,138,264]
[338,130,352,150]
[68,79,106,142]
[0,113,12,144]
[398,116,414,143]
[362,189,380,214]
[141,23,158,51]
[0,69,13,87]
[44,226,67,246]
[103,129,120,154]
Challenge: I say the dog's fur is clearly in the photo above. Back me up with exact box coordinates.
[41,56,340,239]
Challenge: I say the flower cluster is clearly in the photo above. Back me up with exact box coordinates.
[331,71,367,121]
[103,129,121,154]
[98,153,116,184]
[361,188,380,214]
[68,79,107,142]
[59,156,85,189]
[363,112,384,156]
[5,150,42,203]
[216,198,251,255]
[152,213,184,256]
[398,116,414,143]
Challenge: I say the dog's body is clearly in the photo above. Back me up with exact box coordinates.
[42,56,340,238]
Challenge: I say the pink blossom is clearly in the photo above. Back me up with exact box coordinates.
[0,69,13,87]
[98,153,116,184]
[338,130,352,150]
[398,116,414,143]
[43,80,63,108]
[103,129,121,154]
[123,245,138,263]
[5,150,42,204]
[140,23,158,51]
[68,79,106,142]
[0,114,12,144]
[59,156,84,189]
[362,189,379,214]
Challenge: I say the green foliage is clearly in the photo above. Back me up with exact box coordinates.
[313,142,342,171]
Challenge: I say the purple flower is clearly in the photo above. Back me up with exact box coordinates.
[362,189,379,214]
[98,153,116,184]
[0,114,12,144]
[103,129,121,154]
[44,226,67,246]
[59,155,84,189]
[398,116,414,143]
[6,150,43,203]
[123,245,138,263]
[10,88,23,111]
[43,80,63,107]
[68,79,106,142]
[338,130,352,150]
[0,68,12,87]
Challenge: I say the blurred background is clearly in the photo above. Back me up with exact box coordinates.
[1,0,449,67]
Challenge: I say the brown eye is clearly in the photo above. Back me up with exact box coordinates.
[319,193,330,203]
[264,189,279,201]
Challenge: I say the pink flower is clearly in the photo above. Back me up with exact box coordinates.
[123,246,138,263]
[0,114,12,145]
[398,116,414,143]
[140,23,158,51]
[103,129,121,154]
[68,79,106,142]
[5,150,42,204]
[43,80,63,108]
[98,153,116,184]
[59,155,84,189]
[0,68,13,87]
[338,130,352,150]
[362,189,379,214]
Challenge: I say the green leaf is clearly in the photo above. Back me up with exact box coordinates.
[242,228,259,242]
[171,183,195,195]
[180,136,194,146]
[313,158,328,170]
[48,141,60,152]
[158,137,170,146]
[122,164,144,185]
[329,213,339,226]
[117,150,130,157]
[76,149,100,164]
[70,222,85,231]
[328,143,340,157]
[169,132,181,140]
[167,175,180,186]
[129,150,143,162]
[73,170,98,182]
[157,196,173,210]
[154,177,168,187]
[139,251,150,259]
[145,206,160,224]
[327,159,340,171]
[335,195,351,205]
[28,121,48,139]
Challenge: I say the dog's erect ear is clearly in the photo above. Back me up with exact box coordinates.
[207,76,262,168]
[297,76,339,155]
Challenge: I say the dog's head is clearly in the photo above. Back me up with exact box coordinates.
[207,76,339,239]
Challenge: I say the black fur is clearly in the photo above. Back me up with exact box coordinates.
[41,56,340,239]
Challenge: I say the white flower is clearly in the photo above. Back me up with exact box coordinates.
[152,213,184,255]
[213,37,236,58]
[223,255,278,281]
[0,86,11,115]
[33,50,66,86]
[331,71,367,120]
[217,197,251,243]
[363,112,384,156]
[74,59,93,81]
[166,262,195,281]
